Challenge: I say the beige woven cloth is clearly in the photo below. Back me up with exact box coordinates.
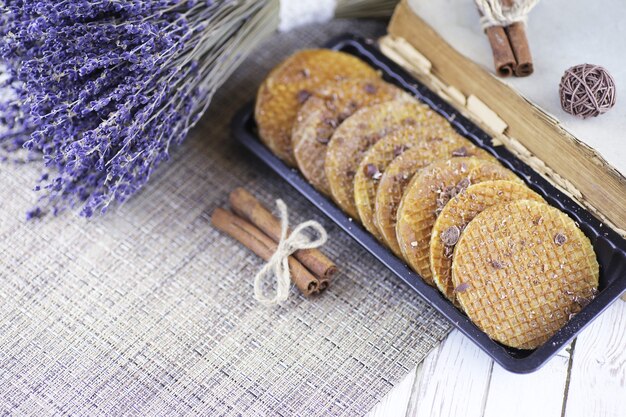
[0,20,451,416]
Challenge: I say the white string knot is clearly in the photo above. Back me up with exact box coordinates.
[475,0,539,29]
[278,0,337,32]
[253,199,328,306]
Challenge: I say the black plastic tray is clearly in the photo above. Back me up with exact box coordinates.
[231,35,626,373]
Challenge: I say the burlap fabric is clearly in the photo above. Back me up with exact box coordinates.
[0,20,451,416]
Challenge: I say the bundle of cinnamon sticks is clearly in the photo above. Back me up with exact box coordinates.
[483,21,532,77]
[479,0,534,77]
[211,188,336,297]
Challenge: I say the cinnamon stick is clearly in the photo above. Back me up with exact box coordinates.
[478,0,534,77]
[484,25,516,77]
[505,22,533,77]
[211,208,320,297]
[229,187,337,284]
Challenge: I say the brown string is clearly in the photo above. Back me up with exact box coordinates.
[559,64,616,119]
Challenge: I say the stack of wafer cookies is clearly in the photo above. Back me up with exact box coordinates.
[254,49,600,350]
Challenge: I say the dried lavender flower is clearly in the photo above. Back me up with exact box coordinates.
[0,0,271,216]
[0,0,400,217]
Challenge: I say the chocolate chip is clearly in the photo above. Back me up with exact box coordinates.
[393,144,408,157]
[337,113,351,124]
[394,173,410,185]
[490,259,504,269]
[554,232,567,246]
[296,90,311,104]
[322,117,338,128]
[316,135,330,144]
[448,187,461,200]
[436,187,452,212]
[316,125,334,144]
[364,83,377,94]
[451,146,468,157]
[440,226,460,246]
[364,133,381,146]
[456,177,470,193]
[455,282,471,293]
[364,163,380,179]
[573,295,592,308]
[346,170,355,179]
[436,196,450,212]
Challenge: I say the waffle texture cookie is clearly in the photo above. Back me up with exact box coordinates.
[375,144,495,258]
[396,157,520,285]
[354,123,467,241]
[324,99,430,220]
[430,180,544,302]
[255,49,378,166]
[451,199,599,349]
[292,78,405,195]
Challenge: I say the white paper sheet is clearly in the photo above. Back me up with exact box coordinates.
[408,0,626,175]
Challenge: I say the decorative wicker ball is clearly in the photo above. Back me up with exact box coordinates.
[559,64,616,118]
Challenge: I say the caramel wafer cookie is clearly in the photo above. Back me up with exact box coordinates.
[375,143,495,258]
[324,99,431,220]
[430,180,544,302]
[396,157,520,285]
[354,123,467,241]
[292,78,406,195]
[255,49,378,166]
[452,200,599,349]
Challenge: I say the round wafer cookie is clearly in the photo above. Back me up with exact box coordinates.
[255,49,378,166]
[430,180,544,303]
[375,143,496,258]
[354,122,467,241]
[292,78,406,195]
[396,157,520,285]
[324,99,431,220]
[451,199,599,349]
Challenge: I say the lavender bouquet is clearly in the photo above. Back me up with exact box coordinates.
[0,0,397,218]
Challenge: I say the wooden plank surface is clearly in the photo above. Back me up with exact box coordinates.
[368,300,625,417]
[405,331,492,417]
[367,369,414,417]
[564,301,626,417]
[483,346,571,417]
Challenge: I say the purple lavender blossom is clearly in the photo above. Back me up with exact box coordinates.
[0,0,266,217]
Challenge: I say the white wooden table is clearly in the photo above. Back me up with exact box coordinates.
[368,298,625,417]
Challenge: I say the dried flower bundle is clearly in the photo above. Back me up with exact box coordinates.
[0,0,397,217]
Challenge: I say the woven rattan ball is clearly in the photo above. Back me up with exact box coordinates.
[559,64,616,118]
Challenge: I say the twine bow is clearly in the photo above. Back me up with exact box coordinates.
[254,199,328,306]
[475,0,539,29]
